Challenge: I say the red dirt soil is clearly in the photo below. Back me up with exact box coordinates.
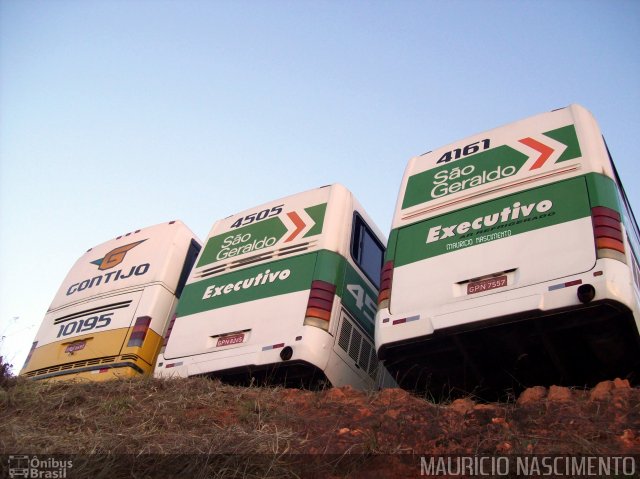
[1,376,638,477]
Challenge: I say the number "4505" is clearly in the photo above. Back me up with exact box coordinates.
[346,284,376,322]
[230,205,283,229]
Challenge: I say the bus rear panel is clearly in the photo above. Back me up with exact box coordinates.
[156,184,389,390]
[21,221,201,382]
[376,104,640,398]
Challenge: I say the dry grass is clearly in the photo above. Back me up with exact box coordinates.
[1,372,638,477]
[1,377,293,455]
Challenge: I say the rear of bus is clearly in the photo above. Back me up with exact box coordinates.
[156,184,386,389]
[20,221,201,381]
[376,104,640,396]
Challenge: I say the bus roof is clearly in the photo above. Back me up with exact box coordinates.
[394,104,611,229]
[193,183,364,275]
[48,220,199,311]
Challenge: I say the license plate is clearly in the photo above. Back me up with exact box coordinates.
[216,333,245,347]
[467,275,508,295]
[65,341,86,353]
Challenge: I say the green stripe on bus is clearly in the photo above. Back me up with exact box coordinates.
[341,261,376,336]
[179,248,376,337]
[179,253,317,316]
[586,173,621,211]
[196,203,328,268]
[401,124,582,210]
[197,217,288,268]
[304,203,327,238]
[313,250,344,286]
[312,250,376,336]
[394,176,591,267]
[545,124,581,163]
[385,229,399,263]
[402,146,530,209]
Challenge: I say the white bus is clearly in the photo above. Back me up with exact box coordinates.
[20,221,201,381]
[156,184,389,390]
[376,104,640,396]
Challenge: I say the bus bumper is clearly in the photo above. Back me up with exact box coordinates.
[155,325,333,384]
[375,265,640,397]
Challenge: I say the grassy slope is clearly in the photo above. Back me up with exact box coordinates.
[1,376,639,477]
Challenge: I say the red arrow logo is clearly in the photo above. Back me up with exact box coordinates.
[519,137,555,170]
[285,211,306,242]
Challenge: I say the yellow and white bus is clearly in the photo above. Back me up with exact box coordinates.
[376,104,640,396]
[20,221,201,381]
[156,184,390,390]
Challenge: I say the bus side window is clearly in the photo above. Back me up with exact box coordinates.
[351,213,385,289]
[176,239,202,298]
[605,138,640,261]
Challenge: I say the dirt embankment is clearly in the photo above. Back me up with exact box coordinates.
[1,377,638,477]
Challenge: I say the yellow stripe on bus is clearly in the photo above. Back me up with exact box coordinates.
[20,327,163,382]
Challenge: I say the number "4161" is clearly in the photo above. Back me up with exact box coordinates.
[437,139,490,164]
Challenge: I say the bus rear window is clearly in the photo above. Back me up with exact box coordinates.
[351,214,384,289]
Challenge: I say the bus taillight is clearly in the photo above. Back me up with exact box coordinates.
[377,261,394,309]
[127,316,152,348]
[304,280,336,331]
[162,314,177,347]
[592,206,626,260]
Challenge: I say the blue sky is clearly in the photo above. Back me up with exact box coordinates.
[1,0,639,371]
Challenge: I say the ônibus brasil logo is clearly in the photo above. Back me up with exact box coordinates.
[66,240,150,296]
[8,455,73,478]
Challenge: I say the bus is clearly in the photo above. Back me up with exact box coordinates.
[155,184,389,390]
[376,104,640,397]
[20,221,202,382]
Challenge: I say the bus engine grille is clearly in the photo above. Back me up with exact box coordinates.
[338,314,379,380]
[24,355,118,378]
